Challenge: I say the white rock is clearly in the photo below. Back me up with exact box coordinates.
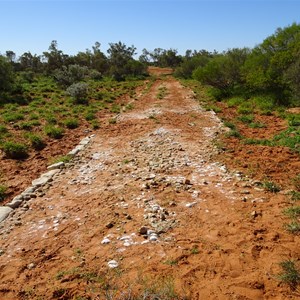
[47,161,64,170]
[79,137,90,145]
[185,202,197,208]
[68,148,80,156]
[6,199,23,209]
[149,234,158,242]
[32,176,49,187]
[120,235,131,241]
[101,238,111,244]
[0,207,13,222]
[107,260,118,268]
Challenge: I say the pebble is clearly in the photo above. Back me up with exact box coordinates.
[106,222,114,229]
[139,226,148,235]
[186,202,197,208]
[27,263,36,270]
[101,238,111,244]
[149,234,158,242]
[107,260,119,268]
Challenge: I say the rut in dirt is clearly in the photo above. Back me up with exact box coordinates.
[0,76,297,299]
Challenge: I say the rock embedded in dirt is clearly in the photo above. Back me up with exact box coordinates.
[101,238,111,244]
[0,207,13,223]
[47,162,65,170]
[105,222,114,229]
[139,226,148,235]
[107,260,119,268]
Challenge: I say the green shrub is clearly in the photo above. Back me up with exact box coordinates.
[237,105,253,114]
[0,125,8,134]
[290,191,300,201]
[64,118,79,129]
[45,114,57,125]
[26,134,46,150]
[227,97,245,107]
[292,174,300,191]
[110,104,121,114]
[44,125,64,139]
[29,113,39,120]
[66,82,89,104]
[237,114,254,123]
[2,112,24,123]
[251,95,275,111]
[278,259,300,288]
[18,122,33,130]
[248,122,266,128]
[205,104,222,113]
[0,185,7,202]
[50,155,72,164]
[85,111,96,121]
[273,128,300,151]
[223,121,236,130]
[263,180,281,193]
[90,120,100,129]
[225,129,242,139]
[2,141,29,159]
[283,206,300,219]
[288,114,300,127]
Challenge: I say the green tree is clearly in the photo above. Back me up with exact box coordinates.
[107,41,146,80]
[243,23,300,105]
[0,55,15,94]
[43,40,69,74]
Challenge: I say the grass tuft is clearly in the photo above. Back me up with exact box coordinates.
[278,259,300,289]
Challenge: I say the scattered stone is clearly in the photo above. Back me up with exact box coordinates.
[32,170,60,187]
[185,202,197,208]
[27,263,35,270]
[107,260,119,268]
[240,190,250,195]
[101,238,111,244]
[184,179,192,185]
[0,206,13,222]
[149,233,158,242]
[47,161,64,170]
[139,226,148,235]
[106,222,114,229]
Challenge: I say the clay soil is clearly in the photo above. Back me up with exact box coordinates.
[0,69,299,299]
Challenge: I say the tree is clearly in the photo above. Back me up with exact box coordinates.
[0,55,15,94]
[43,40,69,73]
[107,41,145,80]
[54,64,89,87]
[18,52,43,73]
[243,23,300,104]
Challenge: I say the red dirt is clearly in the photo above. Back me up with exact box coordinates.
[216,103,300,189]
[0,72,299,299]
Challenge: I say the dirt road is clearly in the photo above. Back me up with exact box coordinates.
[0,74,298,299]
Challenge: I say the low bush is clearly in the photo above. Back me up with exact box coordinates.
[66,82,89,104]
[2,112,24,123]
[2,141,29,159]
[26,134,46,150]
[44,125,64,139]
[0,185,7,202]
[278,259,300,289]
[64,118,79,129]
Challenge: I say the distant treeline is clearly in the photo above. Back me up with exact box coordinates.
[1,23,300,107]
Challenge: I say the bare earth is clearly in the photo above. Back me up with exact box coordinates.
[0,72,299,299]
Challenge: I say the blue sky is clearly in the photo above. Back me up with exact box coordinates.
[1,0,300,57]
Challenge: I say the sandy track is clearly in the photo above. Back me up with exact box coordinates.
[0,76,298,299]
